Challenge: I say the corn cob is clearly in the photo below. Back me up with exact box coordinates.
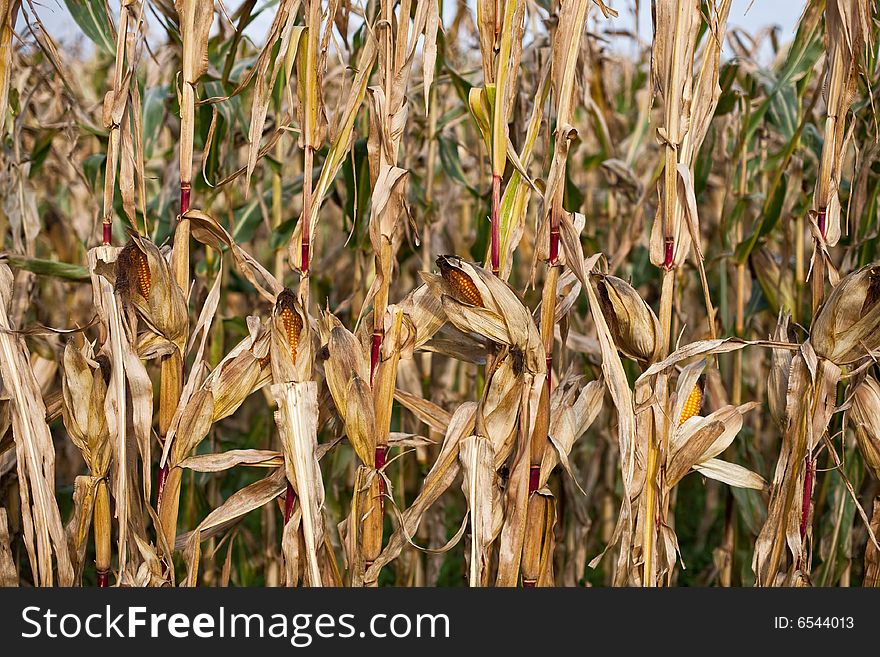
[679,383,703,426]
[116,240,151,298]
[275,290,303,360]
[437,256,484,307]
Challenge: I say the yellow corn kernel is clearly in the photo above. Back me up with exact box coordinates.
[438,258,484,307]
[679,384,702,426]
[135,251,151,298]
[117,241,151,298]
[275,290,303,360]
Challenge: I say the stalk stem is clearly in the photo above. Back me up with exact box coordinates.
[642,419,658,587]
[301,146,314,274]
[643,266,676,587]
[491,174,501,275]
[94,478,111,588]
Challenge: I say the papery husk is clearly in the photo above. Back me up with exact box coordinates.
[768,313,795,429]
[431,256,544,374]
[539,377,604,490]
[459,435,495,587]
[0,507,16,586]
[850,376,880,481]
[813,0,873,247]
[272,381,324,586]
[810,263,880,365]
[398,283,446,350]
[0,264,74,586]
[320,311,375,465]
[60,341,111,477]
[116,236,188,355]
[668,402,762,488]
[590,273,661,363]
[865,499,880,587]
[64,476,96,582]
[482,353,527,466]
[60,341,114,584]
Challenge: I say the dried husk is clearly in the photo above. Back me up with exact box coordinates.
[459,435,495,587]
[0,507,16,586]
[320,312,375,465]
[668,402,763,488]
[814,0,873,247]
[768,313,795,429]
[865,499,880,587]
[810,263,880,364]
[116,236,188,355]
[591,273,662,364]
[431,256,544,374]
[60,341,111,478]
[272,381,324,586]
[851,376,880,481]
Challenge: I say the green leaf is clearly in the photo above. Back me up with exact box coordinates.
[437,135,480,196]
[270,217,297,251]
[64,0,116,56]
[735,177,786,263]
[83,153,106,191]
[231,198,263,245]
[744,13,823,146]
[142,85,169,158]
[29,129,60,175]
[2,254,89,281]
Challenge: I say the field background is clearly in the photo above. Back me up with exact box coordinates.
[0,0,879,588]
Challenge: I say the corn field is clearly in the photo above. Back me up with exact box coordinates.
[0,0,879,588]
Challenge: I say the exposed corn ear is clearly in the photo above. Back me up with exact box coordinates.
[271,289,310,383]
[116,241,151,299]
[678,383,703,426]
[276,289,304,359]
[437,256,484,307]
[114,235,188,354]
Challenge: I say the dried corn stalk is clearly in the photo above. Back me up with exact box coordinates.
[0,507,16,586]
[292,7,377,275]
[459,435,495,587]
[89,245,155,580]
[812,0,873,249]
[0,264,73,585]
[272,381,324,586]
[60,341,113,584]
